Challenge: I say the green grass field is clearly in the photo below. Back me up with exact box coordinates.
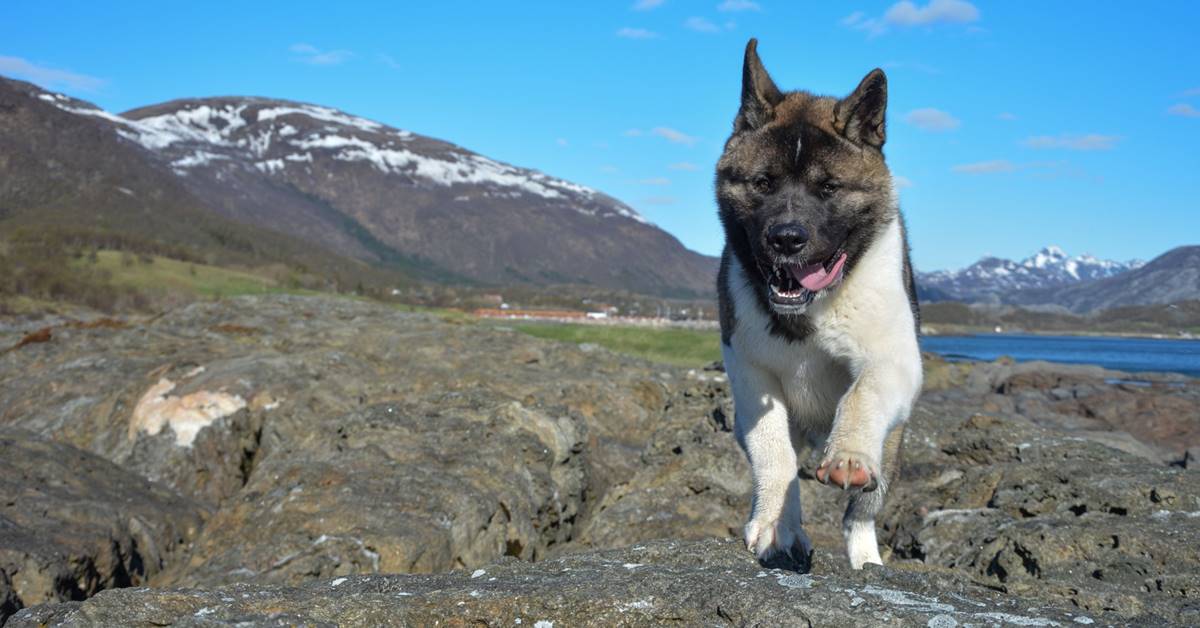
[85,251,295,297]
[511,322,721,367]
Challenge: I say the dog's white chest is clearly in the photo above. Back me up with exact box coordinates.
[724,259,853,428]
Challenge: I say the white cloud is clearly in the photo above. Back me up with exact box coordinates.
[556,138,569,147]
[651,126,699,146]
[600,165,620,173]
[1168,103,1200,118]
[290,43,352,66]
[952,160,1079,177]
[903,108,961,132]
[637,177,671,185]
[623,128,645,137]
[952,160,1016,174]
[885,0,979,26]
[718,0,760,11]
[1182,87,1200,97]
[641,196,677,205]
[617,27,659,39]
[843,0,979,36]
[882,60,941,74]
[0,55,104,91]
[1022,134,1119,151]
[669,162,700,171]
[684,16,721,33]
[996,112,1018,121]
[633,0,665,10]
[892,175,914,189]
[377,53,402,70]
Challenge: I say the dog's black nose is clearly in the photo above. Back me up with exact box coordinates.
[767,223,808,255]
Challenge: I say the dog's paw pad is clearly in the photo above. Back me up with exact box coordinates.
[815,451,879,491]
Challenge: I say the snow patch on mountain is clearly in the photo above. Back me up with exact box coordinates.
[36,93,651,226]
[918,246,1144,303]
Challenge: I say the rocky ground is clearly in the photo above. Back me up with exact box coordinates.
[1,295,1197,626]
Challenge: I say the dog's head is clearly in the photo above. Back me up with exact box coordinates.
[717,39,898,316]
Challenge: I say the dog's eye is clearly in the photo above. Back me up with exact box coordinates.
[751,174,774,194]
[819,180,841,199]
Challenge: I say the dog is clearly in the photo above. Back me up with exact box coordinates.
[716,39,922,570]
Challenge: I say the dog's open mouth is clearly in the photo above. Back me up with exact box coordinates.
[767,249,848,307]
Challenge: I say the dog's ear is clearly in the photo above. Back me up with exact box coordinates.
[834,69,888,148]
[735,38,783,132]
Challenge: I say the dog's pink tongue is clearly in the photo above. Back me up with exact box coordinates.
[792,253,848,291]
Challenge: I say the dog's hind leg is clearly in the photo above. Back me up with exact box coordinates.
[843,424,904,568]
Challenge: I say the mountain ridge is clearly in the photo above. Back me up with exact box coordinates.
[7,77,717,298]
[917,245,1145,305]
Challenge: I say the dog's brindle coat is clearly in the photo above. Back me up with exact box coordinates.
[717,39,922,569]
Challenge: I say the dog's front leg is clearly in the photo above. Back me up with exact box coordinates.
[726,348,811,566]
[815,352,921,567]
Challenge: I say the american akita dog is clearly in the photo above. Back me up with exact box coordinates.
[716,39,922,570]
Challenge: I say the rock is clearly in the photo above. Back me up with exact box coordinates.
[152,398,589,587]
[2,295,1199,625]
[7,539,1118,627]
[0,430,205,624]
[957,359,1200,459]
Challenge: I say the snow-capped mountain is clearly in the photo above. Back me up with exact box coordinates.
[917,246,1144,304]
[8,78,715,296]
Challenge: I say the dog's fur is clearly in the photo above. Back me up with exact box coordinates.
[716,39,922,570]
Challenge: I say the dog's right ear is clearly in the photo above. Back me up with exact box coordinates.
[735,38,783,133]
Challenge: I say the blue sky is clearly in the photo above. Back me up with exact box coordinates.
[3,1,1198,271]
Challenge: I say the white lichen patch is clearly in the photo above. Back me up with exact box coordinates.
[130,377,246,447]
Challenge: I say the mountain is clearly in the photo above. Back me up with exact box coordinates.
[917,246,1143,304]
[1011,246,1200,312]
[0,77,401,292]
[3,76,717,298]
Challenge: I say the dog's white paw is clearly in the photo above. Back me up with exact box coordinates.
[745,514,812,569]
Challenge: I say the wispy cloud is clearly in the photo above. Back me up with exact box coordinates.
[952,160,1016,174]
[684,16,721,33]
[886,0,979,26]
[1167,103,1200,118]
[843,0,979,36]
[892,175,914,189]
[996,112,1018,121]
[623,128,645,137]
[600,165,620,174]
[637,177,672,185]
[290,43,353,66]
[0,55,104,91]
[641,196,678,205]
[377,53,402,70]
[632,0,665,10]
[882,60,941,74]
[718,0,761,11]
[903,108,961,132]
[669,162,700,171]
[952,160,1080,178]
[556,138,569,147]
[1180,87,1200,97]
[651,126,699,146]
[1022,134,1119,151]
[616,27,659,39]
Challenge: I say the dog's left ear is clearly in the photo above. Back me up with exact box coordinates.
[834,69,887,148]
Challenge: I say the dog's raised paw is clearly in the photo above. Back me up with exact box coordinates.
[815,451,879,491]
[745,516,812,571]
